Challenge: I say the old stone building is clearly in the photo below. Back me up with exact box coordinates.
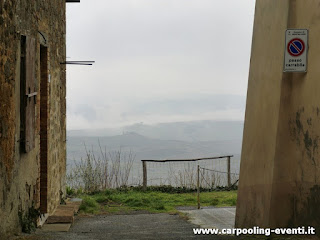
[0,0,67,236]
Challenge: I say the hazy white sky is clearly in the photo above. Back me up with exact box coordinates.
[66,0,255,130]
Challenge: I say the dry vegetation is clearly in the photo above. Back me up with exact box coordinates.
[67,142,135,192]
[67,142,238,192]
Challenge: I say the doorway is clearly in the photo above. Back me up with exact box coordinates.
[40,45,48,213]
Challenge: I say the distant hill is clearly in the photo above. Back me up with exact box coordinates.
[123,120,243,142]
[67,120,244,142]
[68,132,242,160]
[67,121,244,186]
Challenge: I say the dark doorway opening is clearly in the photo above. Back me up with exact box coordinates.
[40,45,48,213]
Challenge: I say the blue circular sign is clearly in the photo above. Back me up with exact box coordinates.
[287,38,305,57]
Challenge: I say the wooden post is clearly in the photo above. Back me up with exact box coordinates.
[197,165,200,209]
[142,161,147,191]
[227,156,231,187]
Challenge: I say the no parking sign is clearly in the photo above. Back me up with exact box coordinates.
[284,29,308,72]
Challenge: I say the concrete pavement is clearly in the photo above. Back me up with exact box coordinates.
[31,213,237,240]
[180,207,236,230]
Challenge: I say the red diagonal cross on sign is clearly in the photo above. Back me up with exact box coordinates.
[287,38,305,57]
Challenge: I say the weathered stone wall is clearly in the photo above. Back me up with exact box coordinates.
[0,0,66,237]
[236,0,320,233]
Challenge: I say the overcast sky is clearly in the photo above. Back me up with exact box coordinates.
[66,0,255,130]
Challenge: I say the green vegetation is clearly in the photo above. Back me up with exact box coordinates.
[18,203,40,233]
[76,187,237,215]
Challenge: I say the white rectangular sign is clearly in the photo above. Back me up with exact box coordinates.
[284,29,308,72]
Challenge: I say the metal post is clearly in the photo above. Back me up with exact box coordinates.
[142,161,147,191]
[197,165,200,209]
[227,156,231,187]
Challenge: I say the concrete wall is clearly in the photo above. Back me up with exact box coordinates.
[236,0,320,232]
[0,0,66,237]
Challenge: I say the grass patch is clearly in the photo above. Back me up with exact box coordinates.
[76,188,237,215]
[79,196,100,214]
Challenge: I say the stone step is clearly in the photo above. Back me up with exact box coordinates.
[65,198,82,213]
[41,223,72,232]
[46,198,82,224]
[47,205,75,224]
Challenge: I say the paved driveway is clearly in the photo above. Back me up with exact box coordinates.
[180,207,236,229]
[31,213,236,240]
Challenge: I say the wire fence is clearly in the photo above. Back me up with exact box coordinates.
[198,166,239,189]
[66,147,240,192]
[141,155,239,190]
[196,165,239,209]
